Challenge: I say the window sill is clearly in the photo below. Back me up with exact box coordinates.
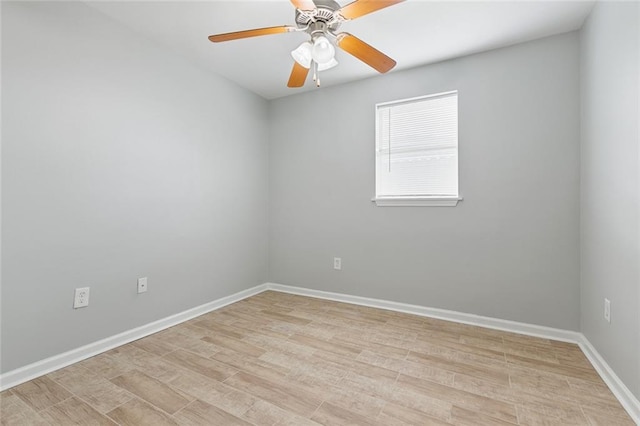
[372,196,463,207]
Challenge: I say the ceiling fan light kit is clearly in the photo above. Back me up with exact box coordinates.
[319,58,339,71]
[291,42,338,70]
[291,41,313,67]
[208,0,404,88]
[311,35,335,64]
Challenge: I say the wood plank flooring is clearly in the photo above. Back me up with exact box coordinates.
[1,291,635,425]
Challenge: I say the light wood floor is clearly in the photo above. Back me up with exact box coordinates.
[0,291,634,425]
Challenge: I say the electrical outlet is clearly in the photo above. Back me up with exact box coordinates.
[74,287,90,309]
[604,298,611,323]
[137,277,148,294]
[333,257,342,270]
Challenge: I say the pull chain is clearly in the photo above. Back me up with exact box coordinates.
[312,61,320,87]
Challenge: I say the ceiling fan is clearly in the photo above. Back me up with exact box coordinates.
[208,0,404,88]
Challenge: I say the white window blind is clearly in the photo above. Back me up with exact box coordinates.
[375,91,458,201]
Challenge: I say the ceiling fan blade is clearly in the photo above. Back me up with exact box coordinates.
[287,62,310,87]
[336,33,396,73]
[290,0,316,11]
[338,0,404,20]
[208,26,296,43]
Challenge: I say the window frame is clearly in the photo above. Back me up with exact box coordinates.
[373,90,462,207]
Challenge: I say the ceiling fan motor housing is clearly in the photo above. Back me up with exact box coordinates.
[295,0,343,33]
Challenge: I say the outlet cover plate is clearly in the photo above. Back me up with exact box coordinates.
[334,257,342,270]
[74,287,90,309]
[138,277,148,294]
[604,298,611,323]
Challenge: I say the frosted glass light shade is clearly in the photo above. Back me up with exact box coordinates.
[311,36,335,65]
[291,42,312,68]
[318,58,338,71]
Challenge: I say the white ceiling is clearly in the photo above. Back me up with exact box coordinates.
[86,0,594,100]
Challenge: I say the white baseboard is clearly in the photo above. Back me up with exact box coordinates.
[2,281,638,424]
[0,283,268,391]
[578,336,640,424]
[265,283,581,342]
[265,282,640,424]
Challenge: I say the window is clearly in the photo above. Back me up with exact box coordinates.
[374,91,460,206]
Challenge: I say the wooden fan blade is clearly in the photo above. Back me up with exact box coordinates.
[338,0,404,20]
[290,0,316,11]
[208,26,295,43]
[287,62,309,87]
[336,33,396,73]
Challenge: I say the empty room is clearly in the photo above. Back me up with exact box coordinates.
[1,0,639,424]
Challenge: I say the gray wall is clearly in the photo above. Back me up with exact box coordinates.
[269,33,581,330]
[1,2,269,372]
[5,2,637,404]
[580,1,640,399]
